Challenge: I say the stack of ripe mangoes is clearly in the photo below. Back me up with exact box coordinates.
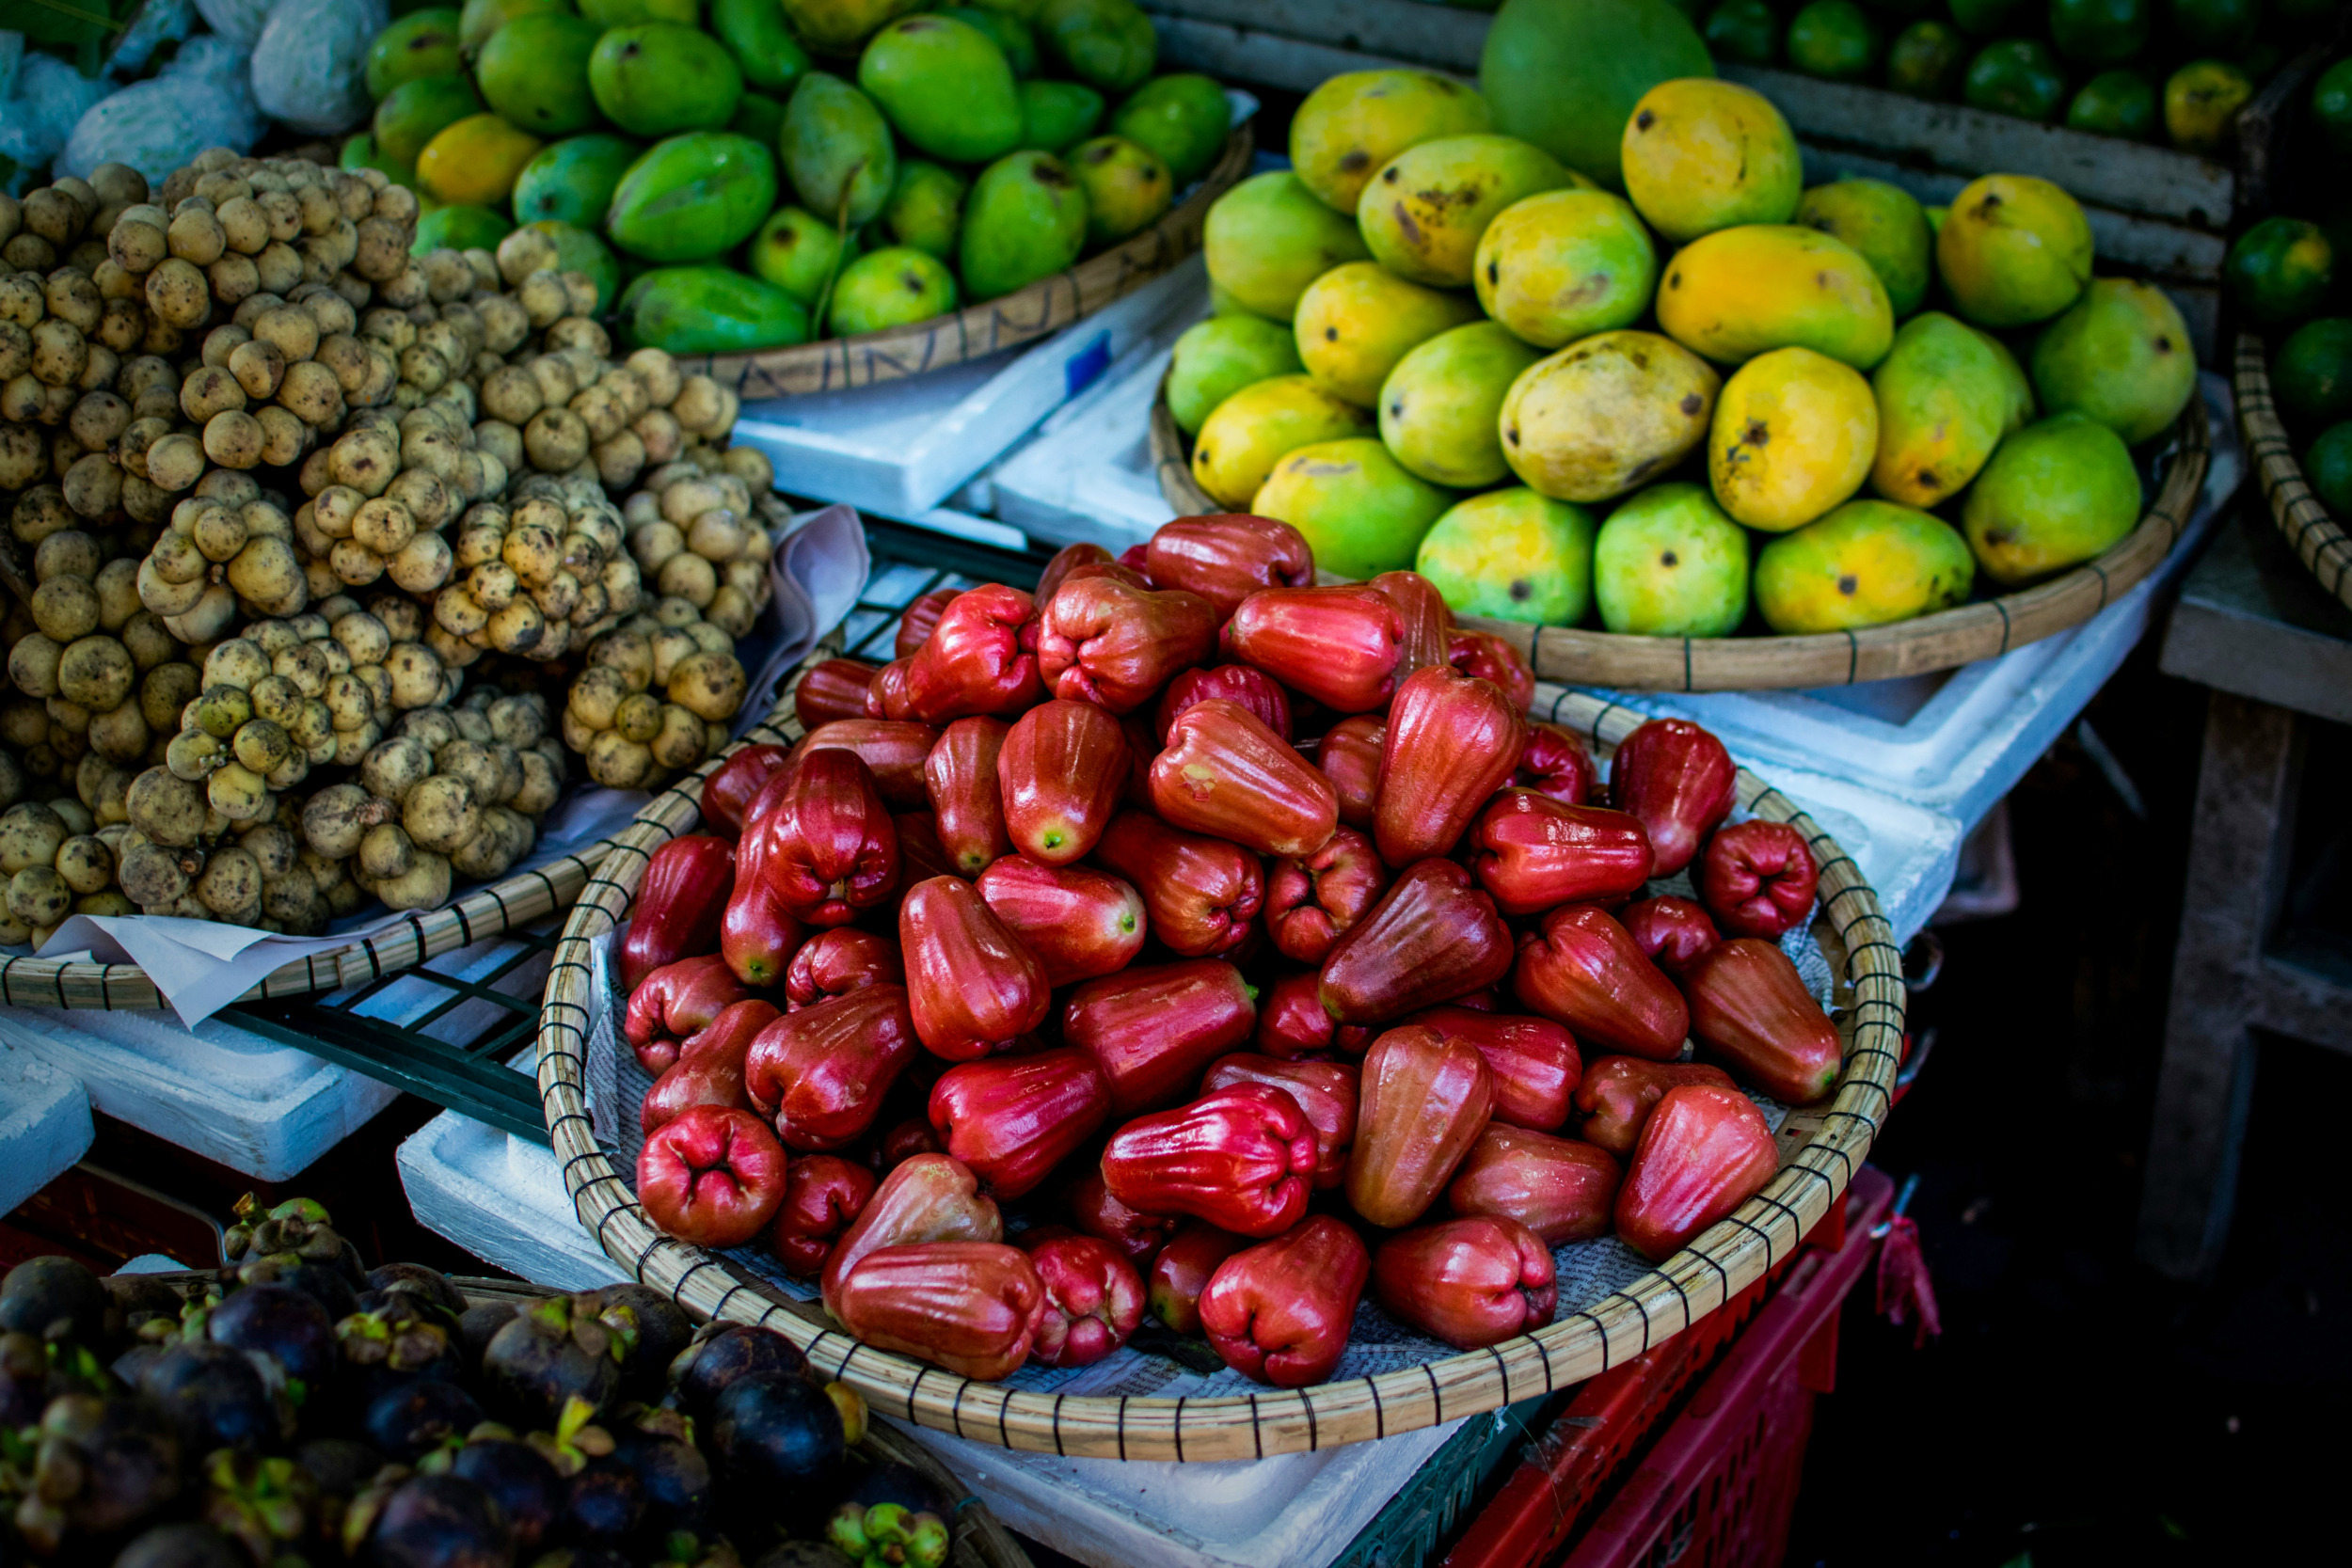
[1177,70,2198,641]
[344,0,1233,356]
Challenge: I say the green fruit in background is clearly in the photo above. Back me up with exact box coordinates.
[1963,413,2144,583]
[830,246,960,334]
[748,206,856,302]
[1017,79,1105,152]
[1202,171,1372,322]
[1885,21,1966,98]
[2067,70,2157,138]
[1795,179,1932,320]
[1070,135,1171,245]
[2306,421,2352,516]
[1378,321,1543,489]
[1415,488,1597,626]
[1869,311,2020,507]
[412,204,514,255]
[712,0,816,94]
[733,91,787,143]
[1289,70,1494,214]
[1501,329,1720,502]
[580,0,698,23]
[367,8,464,100]
[1189,374,1373,508]
[944,6,1038,74]
[1657,225,1896,369]
[374,75,483,167]
[2171,0,2259,52]
[1112,74,1231,184]
[1360,135,1578,287]
[1250,438,1455,580]
[1037,0,1157,94]
[2273,318,2352,426]
[607,132,778,261]
[879,161,968,258]
[341,134,415,187]
[1786,0,1881,82]
[621,265,811,354]
[458,0,573,51]
[1592,482,1750,637]
[2224,216,2333,328]
[1478,0,1713,191]
[1936,174,2092,327]
[2165,60,2253,155]
[1621,80,1801,245]
[1701,0,1778,65]
[2049,0,2148,68]
[477,13,603,135]
[513,133,641,227]
[781,0,929,53]
[1474,188,1656,348]
[1753,500,1974,633]
[1963,40,2066,121]
[1166,315,1304,436]
[2313,60,2352,159]
[959,150,1088,301]
[1294,261,1484,407]
[782,72,898,226]
[591,24,745,138]
[1946,0,2026,32]
[860,15,1023,163]
[2029,278,2197,444]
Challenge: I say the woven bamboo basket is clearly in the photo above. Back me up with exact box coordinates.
[534,673,1905,1463]
[2234,331,2352,611]
[680,128,1252,400]
[1150,380,2212,691]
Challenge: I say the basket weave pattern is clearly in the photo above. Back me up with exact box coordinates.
[2234,331,2352,610]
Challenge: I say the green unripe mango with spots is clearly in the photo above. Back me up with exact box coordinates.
[1415,487,1597,626]
[831,246,961,335]
[1378,321,1543,489]
[1753,499,1974,632]
[878,162,968,259]
[1867,311,2021,509]
[1113,74,1231,183]
[591,23,745,138]
[1070,135,1171,245]
[1359,135,1581,289]
[748,207,857,303]
[621,265,812,354]
[2028,277,2197,445]
[477,12,604,136]
[1015,80,1104,152]
[1962,413,2143,585]
[513,134,641,228]
[1794,178,1932,319]
[711,0,815,94]
[1250,437,1455,579]
[860,15,1023,163]
[1037,0,1158,94]
[782,72,898,226]
[374,75,482,168]
[959,150,1088,301]
[1203,172,1372,323]
[607,132,778,262]
[1592,482,1750,637]
[1166,315,1303,436]
[412,204,514,256]
[1189,374,1371,509]
[366,8,465,100]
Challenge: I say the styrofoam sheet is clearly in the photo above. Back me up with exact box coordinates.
[0,1039,92,1214]
[396,1106,631,1294]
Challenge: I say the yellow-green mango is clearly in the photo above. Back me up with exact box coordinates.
[1378,321,1543,488]
[878,161,968,259]
[1294,261,1482,408]
[960,150,1088,301]
[416,114,543,208]
[2028,277,2197,445]
[1415,487,1597,626]
[1203,172,1372,323]
[1289,70,1492,214]
[1867,311,2015,508]
[1753,500,1975,632]
[1657,224,1895,369]
[366,8,464,101]
[1794,178,1932,319]
[620,265,811,355]
[748,206,856,304]
[1189,374,1372,508]
[1111,73,1231,184]
[1708,345,1878,532]
[782,0,928,54]
[1250,438,1455,580]
[1962,414,2144,585]
[1473,188,1657,349]
[1070,135,1171,245]
[375,75,483,168]
[1499,328,1720,503]
[1935,174,2093,329]
[782,72,898,226]
[831,246,960,335]
[1166,315,1303,436]
[1592,482,1750,637]
[1620,78,1803,244]
[1358,134,1581,289]
[859,14,1023,163]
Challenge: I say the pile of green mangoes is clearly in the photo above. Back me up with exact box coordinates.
[343,0,1234,356]
[1177,69,2198,640]
[1694,0,2328,153]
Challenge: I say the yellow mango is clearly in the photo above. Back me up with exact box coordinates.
[1656,224,1895,371]
[1753,500,1976,633]
[1499,328,1720,504]
[416,113,545,208]
[1294,261,1482,407]
[1473,188,1657,349]
[1935,173,2092,330]
[1289,71,1492,214]
[1620,78,1803,244]
[1708,346,1877,532]
[1358,134,1581,289]
[1867,312,2016,509]
[1189,373,1372,510]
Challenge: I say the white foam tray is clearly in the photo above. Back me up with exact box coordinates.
[0,1038,93,1215]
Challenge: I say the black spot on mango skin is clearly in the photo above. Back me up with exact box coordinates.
[1324,325,1338,341]
[1031,162,1074,190]
[1383,167,1401,184]
[1506,426,1520,445]
[1741,420,1769,447]
[2154,335,2173,354]
[1680,393,1703,417]
[1635,109,1655,131]
[1668,271,1681,290]
[1487,261,1501,285]
[1836,574,1858,596]
[901,271,927,293]
[1340,150,1370,173]
[1390,401,1405,418]
[1660,550,1678,567]
[1393,203,1423,247]
[1509,579,1533,601]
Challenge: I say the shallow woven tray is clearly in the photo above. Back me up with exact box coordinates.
[534,672,1904,1463]
[681,128,1252,400]
[2233,330,2352,611]
[1151,377,2211,691]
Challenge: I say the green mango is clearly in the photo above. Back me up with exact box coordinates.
[1251,437,1454,579]
[959,150,1088,301]
[1202,170,1372,323]
[781,0,928,53]
[859,15,1023,163]
[711,0,816,94]
[943,6,1038,74]
[524,219,622,310]
[513,133,642,227]
[732,92,787,145]
[1069,135,1170,245]
[831,245,961,335]
[1753,499,1975,633]
[782,72,898,226]
[1961,414,2143,585]
[366,8,464,100]
[1165,314,1302,436]
[1037,0,1156,94]
[878,161,968,259]
[579,0,698,22]
[2029,278,2197,445]
[748,207,857,303]
[1415,487,1597,626]
[1936,173,2092,329]
[1016,79,1104,152]
[412,204,515,255]
[1592,482,1750,637]
[1377,321,1543,489]
[374,75,483,167]
[458,0,574,49]
[590,23,745,138]
[607,132,779,261]
[1111,74,1230,184]
[1867,311,2016,509]
[341,133,416,188]
[622,265,812,354]
[1794,179,1932,320]
[477,13,604,136]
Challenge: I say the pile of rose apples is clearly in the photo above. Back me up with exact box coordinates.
[616,514,1843,1389]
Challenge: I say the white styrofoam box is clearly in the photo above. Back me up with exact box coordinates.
[397,1107,630,1293]
[0,1006,395,1180]
[0,1042,93,1215]
[733,257,1211,521]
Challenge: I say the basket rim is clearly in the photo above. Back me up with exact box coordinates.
[1150,372,2213,692]
[533,678,1905,1463]
[677,127,1254,398]
[2233,330,2352,612]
